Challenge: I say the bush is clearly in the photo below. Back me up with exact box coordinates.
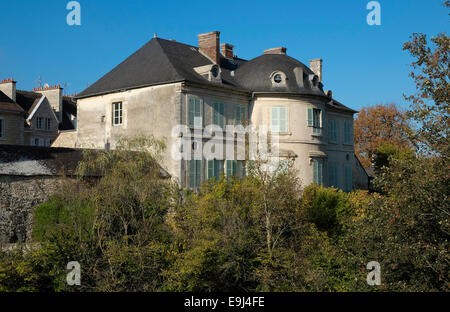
[302,185,354,239]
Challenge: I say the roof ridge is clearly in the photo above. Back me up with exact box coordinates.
[154,38,185,80]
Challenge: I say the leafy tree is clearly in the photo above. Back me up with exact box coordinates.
[403,1,449,158]
[354,103,412,168]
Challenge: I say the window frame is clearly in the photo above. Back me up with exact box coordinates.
[188,97,203,128]
[271,106,288,133]
[36,117,43,129]
[212,101,225,129]
[344,120,353,145]
[312,159,324,186]
[45,118,52,131]
[188,159,203,189]
[112,101,123,126]
[328,119,337,143]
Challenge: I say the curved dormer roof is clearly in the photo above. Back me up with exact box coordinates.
[234,53,325,96]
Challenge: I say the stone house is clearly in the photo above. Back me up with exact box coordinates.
[65,31,368,190]
[0,78,77,147]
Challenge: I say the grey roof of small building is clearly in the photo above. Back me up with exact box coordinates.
[15,90,43,114]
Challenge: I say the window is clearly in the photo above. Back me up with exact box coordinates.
[329,164,339,188]
[235,104,247,125]
[344,121,353,144]
[188,97,203,128]
[45,118,52,131]
[36,117,43,129]
[213,102,225,129]
[307,108,323,135]
[273,74,282,83]
[0,118,4,139]
[312,159,323,186]
[112,102,123,126]
[45,139,52,147]
[207,159,224,181]
[225,160,245,178]
[328,119,337,143]
[271,106,288,133]
[188,159,202,189]
[31,137,43,146]
[344,165,352,192]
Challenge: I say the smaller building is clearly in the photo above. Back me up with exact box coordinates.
[0,78,77,147]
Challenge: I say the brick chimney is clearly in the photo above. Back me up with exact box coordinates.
[198,31,220,64]
[0,78,16,102]
[309,59,323,82]
[264,47,287,55]
[221,43,234,58]
[33,84,63,123]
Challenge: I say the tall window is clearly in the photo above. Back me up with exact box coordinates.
[207,159,224,181]
[271,106,287,133]
[235,104,247,126]
[312,159,323,186]
[112,102,123,126]
[213,102,225,129]
[344,120,353,144]
[188,159,202,189]
[225,160,245,178]
[188,97,203,128]
[344,165,352,192]
[45,118,52,131]
[36,117,43,129]
[329,164,339,188]
[307,108,323,134]
[328,119,337,143]
[0,118,4,139]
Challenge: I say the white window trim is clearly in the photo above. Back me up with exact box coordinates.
[112,101,123,126]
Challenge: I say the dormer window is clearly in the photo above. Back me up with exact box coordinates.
[270,71,286,86]
[273,74,282,83]
[211,65,219,78]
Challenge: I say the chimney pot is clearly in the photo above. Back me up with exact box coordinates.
[198,31,221,64]
[221,43,234,58]
[264,47,287,55]
[309,59,323,83]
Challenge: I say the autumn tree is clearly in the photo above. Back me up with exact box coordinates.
[403,1,450,159]
[354,103,412,168]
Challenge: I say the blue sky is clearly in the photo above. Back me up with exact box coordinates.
[0,0,448,111]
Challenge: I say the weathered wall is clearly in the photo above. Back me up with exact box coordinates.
[0,175,61,245]
[0,112,24,145]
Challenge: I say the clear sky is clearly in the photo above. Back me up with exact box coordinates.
[0,0,448,111]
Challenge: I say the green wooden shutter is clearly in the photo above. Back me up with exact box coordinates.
[279,106,287,132]
[207,160,214,179]
[271,107,279,132]
[313,160,318,184]
[320,109,324,128]
[318,161,323,186]
[188,98,195,127]
[220,103,225,128]
[307,108,313,126]
[189,160,195,188]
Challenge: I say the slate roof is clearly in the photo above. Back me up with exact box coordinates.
[0,91,24,113]
[60,96,77,130]
[234,53,324,95]
[15,90,43,114]
[75,36,356,114]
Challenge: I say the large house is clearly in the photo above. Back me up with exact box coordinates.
[0,79,77,147]
[60,31,367,190]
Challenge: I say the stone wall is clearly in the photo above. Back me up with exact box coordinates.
[0,175,62,245]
